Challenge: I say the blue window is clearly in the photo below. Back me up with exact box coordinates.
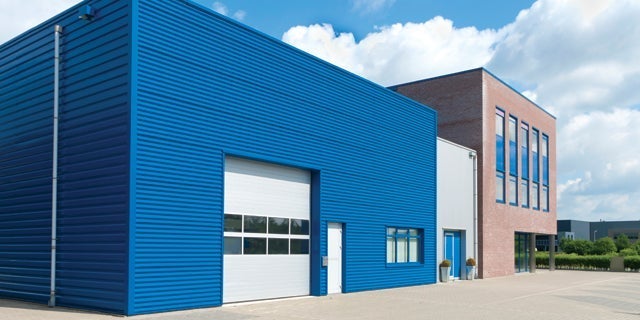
[520,123,529,180]
[496,171,505,203]
[509,117,518,176]
[387,227,422,264]
[520,179,529,208]
[542,185,549,212]
[542,134,549,186]
[496,109,505,202]
[532,129,539,183]
[532,183,539,210]
[520,123,529,207]
[509,175,518,205]
[508,116,518,205]
[542,134,549,212]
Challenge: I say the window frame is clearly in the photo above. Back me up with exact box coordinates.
[508,115,518,206]
[386,227,422,265]
[541,133,550,212]
[496,108,506,203]
[520,123,530,208]
[532,182,540,211]
[223,213,310,256]
[532,128,539,183]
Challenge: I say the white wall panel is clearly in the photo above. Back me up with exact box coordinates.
[437,138,476,279]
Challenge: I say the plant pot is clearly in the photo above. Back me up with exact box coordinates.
[466,266,475,280]
[440,267,450,282]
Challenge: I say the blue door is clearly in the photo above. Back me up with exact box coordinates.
[444,231,461,278]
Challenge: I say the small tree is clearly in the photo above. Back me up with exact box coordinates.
[619,248,638,256]
[559,237,573,253]
[560,238,593,255]
[591,237,616,255]
[615,234,631,252]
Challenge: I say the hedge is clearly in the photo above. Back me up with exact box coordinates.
[536,252,640,271]
[625,256,640,271]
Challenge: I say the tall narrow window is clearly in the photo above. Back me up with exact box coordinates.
[496,109,506,203]
[542,134,549,212]
[520,123,529,208]
[531,129,540,210]
[509,116,518,206]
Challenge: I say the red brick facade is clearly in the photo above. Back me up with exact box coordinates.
[393,68,557,278]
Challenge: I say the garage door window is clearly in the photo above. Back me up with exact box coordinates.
[224,214,310,255]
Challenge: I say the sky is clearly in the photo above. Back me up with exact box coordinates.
[1,0,639,222]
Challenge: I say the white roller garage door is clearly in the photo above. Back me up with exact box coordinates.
[223,156,310,303]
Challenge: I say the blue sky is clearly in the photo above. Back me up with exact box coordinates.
[194,0,535,40]
[1,0,639,223]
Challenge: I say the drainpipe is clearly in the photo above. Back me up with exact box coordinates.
[49,24,62,307]
[469,151,478,277]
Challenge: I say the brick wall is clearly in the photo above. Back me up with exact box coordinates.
[393,68,557,278]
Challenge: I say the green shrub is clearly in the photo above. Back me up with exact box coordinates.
[536,251,640,271]
[536,252,549,266]
[592,237,617,255]
[619,248,638,256]
[615,234,631,252]
[439,259,451,267]
[543,253,610,270]
[560,238,594,255]
[624,256,640,270]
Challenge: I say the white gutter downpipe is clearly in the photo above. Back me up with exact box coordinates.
[469,151,478,277]
[49,24,62,308]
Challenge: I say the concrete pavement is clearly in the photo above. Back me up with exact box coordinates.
[1,270,639,320]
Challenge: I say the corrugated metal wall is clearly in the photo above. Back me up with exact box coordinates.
[0,0,130,313]
[131,0,437,314]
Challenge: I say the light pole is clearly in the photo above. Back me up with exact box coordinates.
[593,230,598,241]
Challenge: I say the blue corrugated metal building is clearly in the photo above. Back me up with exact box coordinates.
[0,0,437,315]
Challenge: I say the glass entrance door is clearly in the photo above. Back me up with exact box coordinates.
[514,233,530,273]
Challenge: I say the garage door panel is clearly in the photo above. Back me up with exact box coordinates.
[223,255,309,303]
[224,156,311,303]
[225,157,310,219]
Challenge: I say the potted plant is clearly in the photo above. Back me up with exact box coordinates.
[439,260,451,282]
[465,258,476,280]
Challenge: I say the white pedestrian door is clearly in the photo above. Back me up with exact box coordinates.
[328,223,343,293]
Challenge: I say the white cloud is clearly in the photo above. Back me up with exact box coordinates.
[283,17,498,86]
[283,0,640,221]
[352,0,396,14]
[0,0,81,43]
[488,0,640,120]
[557,109,640,220]
[212,1,229,16]
[212,1,245,21]
[233,10,246,21]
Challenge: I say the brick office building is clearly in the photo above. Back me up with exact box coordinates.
[391,68,557,278]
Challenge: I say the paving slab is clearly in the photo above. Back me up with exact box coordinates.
[1,270,639,320]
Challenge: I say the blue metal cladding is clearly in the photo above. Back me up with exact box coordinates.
[0,0,130,313]
[131,0,437,314]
